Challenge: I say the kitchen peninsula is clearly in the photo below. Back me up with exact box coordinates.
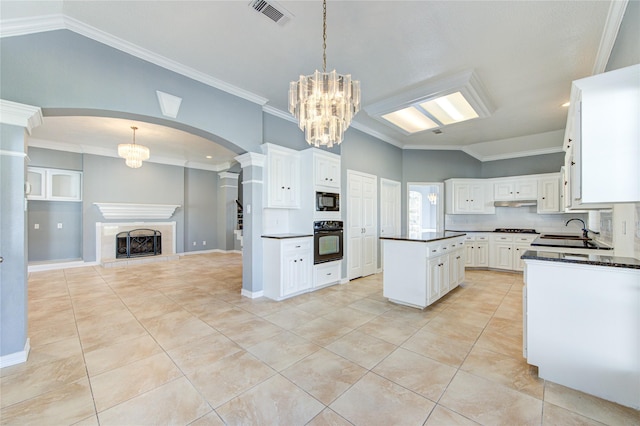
[381,232,466,309]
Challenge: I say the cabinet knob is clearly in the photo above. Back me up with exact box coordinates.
[295,245,301,248]
[326,272,332,276]
[542,197,545,199]
[571,161,575,166]
[281,186,285,189]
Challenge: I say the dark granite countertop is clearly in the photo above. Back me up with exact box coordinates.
[531,235,613,250]
[445,229,539,234]
[262,233,313,239]
[380,231,466,243]
[522,250,640,270]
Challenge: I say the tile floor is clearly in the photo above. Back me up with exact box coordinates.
[1,252,638,425]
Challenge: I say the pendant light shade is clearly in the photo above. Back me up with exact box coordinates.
[118,126,150,168]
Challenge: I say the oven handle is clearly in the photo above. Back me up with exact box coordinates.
[314,230,343,234]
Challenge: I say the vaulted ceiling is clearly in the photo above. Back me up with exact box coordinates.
[0,1,628,166]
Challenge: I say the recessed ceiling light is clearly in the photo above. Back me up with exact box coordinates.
[419,92,479,125]
[382,107,438,133]
[561,101,570,107]
[206,155,212,159]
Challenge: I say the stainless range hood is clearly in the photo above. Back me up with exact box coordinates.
[494,200,537,207]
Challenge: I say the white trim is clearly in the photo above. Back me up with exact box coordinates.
[241,288,264,299]
[0,150,27,158]
[0,99,43,134]
[463,145,564,162]
[220,185,238,189]
[403,144,464,151]
[0,14,268,106]
[0,339,30,369]
[180,249,242,256]
[156,90,182,119]
[242,179,263,185]
[235,152,266,168]
[94,203,180,220]
[262,105,296,123]
[218,171,239,180]
[28,260,98,272]
[592,0,629,75]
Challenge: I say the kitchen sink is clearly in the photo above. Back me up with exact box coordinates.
[540,234,591,241]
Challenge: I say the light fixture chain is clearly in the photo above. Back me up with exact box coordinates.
[322,0,327,72]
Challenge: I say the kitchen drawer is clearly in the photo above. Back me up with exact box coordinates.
[314,261,341,288]
[515,235,537,244]
[282,238,312,252]
[492,235,514,243]
[476,235,489,241]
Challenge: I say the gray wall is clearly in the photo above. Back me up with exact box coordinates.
[185,168,219,252]
[606,0,640,72]
[479,152,565,178]
[27,201,82,261]
[402,150,482,182]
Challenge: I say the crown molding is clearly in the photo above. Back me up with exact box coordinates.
[592,0,628,75]
[235,152,265,168]
[218,171,239,180]
[1,14,269,106]
[0,99,43,134]
[462,145,564,162]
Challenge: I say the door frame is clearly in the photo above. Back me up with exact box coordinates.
[407,182,445,235]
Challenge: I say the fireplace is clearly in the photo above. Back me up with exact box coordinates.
[116,229,162,259]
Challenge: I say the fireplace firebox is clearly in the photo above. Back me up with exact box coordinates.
[116,229,162,259]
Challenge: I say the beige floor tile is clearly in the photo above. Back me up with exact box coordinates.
[282,348,366,405]
[216,374,324,425]
[306,408,353,426]
[140,309,217,350]
[188,411,226,425]
[167,332,242,375]
[246,330,321,371]
[321,306,377,329]
[330,372,435,425]
[122,294,184,321]
[402,328,474,367]
[198,306,258,330]
[420,315,484,345]
[291,317,354,346]
[325,330,396,369]
[356,315,419,346]
[219,316,284,349]
[83,334,163,376]
[461,346,543,399]
[71,414,100,425]
[542,402,607,425]
[90,351,183,412]
[28,316,79,347]
[373,347,457,402]
[348,297,393,315]
[262,306,318,329]
[0,354,87,408]
[474,325,523,359]
[378,305,439,328]
[0,377,95,426]
[187,350,275,408]
[295,299,343,317]
[425,405,480,425]
[0,337,82,379]
[543,381,640,425]
[439,370,542,425]
[77,318,149,352]
[97,377,211,426]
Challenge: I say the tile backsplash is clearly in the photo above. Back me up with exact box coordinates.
[445,207,588,233]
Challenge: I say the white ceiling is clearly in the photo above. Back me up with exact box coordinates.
[1,0,623,165]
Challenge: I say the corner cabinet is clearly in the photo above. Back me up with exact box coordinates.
[463,234,489,267]
[261,143,301,209]
[263,237,312,300]
[489,233,536,272]
[564,64,639,206]
[445,179,494,214]
[537,173,562,214]
[27,167,82,202]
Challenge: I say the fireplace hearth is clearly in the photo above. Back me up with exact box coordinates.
[116,229,162,259]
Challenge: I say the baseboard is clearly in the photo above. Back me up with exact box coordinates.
[180,249,242,256]
[241,288,264,299]
[0,338,30,369]
[28,260,98,272]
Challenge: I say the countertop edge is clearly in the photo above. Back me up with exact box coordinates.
[262,234,313,240]
[522,250,640,270]
[380,233,466,243]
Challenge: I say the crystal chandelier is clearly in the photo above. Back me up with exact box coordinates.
[428,192,438,204]
[118,126,150,168]
[288,0,361,148]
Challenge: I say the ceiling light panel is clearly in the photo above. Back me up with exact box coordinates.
[382,107,438,133]
[419,92,479,125]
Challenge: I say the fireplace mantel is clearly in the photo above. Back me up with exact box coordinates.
[94,203,180,220]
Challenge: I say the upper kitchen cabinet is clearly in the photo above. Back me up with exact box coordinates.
[262,143,301,209]
[493,177,538,201]
[313,151,340,189]
[27,167,82,202]
[537,173,562,214]
[564,64,639,206]
[445,179,495,214]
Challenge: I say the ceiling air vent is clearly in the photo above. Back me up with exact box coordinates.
[249,0,293,26]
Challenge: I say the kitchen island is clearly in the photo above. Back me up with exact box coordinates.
[380,232,466,309]
[522,250,640,409]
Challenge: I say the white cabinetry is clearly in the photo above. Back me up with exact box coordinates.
[27,167,82,201]
[463,234,489,268]
[314,261,341,289]
[262,143,300,209]
[382,235,465,309]
[493,178,537,201]
[490,234,536,271]
[564,64,639,206]
[445,179,494,214]
[263,237,312,300]
[314,153,340,189]
[537,174,562,213]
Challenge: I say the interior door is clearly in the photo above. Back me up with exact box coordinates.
[380,179,401,238]
[347,170,377,280]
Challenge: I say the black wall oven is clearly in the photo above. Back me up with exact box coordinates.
[313,221,343,264]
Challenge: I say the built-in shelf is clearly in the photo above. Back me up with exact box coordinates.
[94,203,180,220]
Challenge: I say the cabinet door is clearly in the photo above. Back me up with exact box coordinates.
[48,170,82,201]
[464,243,475,267]
[26,168,46,200]
[439,255,450,296]
[315,156,340,188]
[493,244,514,270]
[283,252,301,296]
[267,151,300,208]
[538,177,560,213]
[454,184,471,213]
[476,242,489,267]
[514,179,537,200]
[296,252,312,292]
[468,184,486,212]
[427,257,441,304]
[494,181,514,200]
[450,251,463,288]
[514,245,529,272]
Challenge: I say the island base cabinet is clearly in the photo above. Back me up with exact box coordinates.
[524,260,640,409]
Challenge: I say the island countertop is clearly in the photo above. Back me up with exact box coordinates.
[522,250,640,270]
[380,231,466,243]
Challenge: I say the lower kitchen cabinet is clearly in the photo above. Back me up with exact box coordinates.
[463,234,489,267]
[489,234,537,271]
[313,260,341,288]
[263,237,312,300]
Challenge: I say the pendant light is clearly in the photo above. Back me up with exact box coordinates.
[118,126,150,168]
[288,0,361,148]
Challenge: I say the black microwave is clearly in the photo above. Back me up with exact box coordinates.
[316,191,340,211]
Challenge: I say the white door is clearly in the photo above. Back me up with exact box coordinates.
[380,179,401,238]
[348,170,378,280]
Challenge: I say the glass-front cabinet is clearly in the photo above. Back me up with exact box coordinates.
[27,167,82,202]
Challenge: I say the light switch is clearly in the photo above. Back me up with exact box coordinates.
[34,224,39,229]
[57,223,63,229]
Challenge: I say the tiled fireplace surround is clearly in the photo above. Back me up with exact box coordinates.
[95,222,178,267]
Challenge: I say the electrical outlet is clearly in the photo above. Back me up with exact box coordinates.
[34,224,39,229]
[57,223,63,229]
[202,241,206,245]
[193,241,196,246]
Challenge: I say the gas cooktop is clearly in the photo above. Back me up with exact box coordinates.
[494,228,538,233]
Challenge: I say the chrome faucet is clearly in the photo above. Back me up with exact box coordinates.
[565,218,589,238]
